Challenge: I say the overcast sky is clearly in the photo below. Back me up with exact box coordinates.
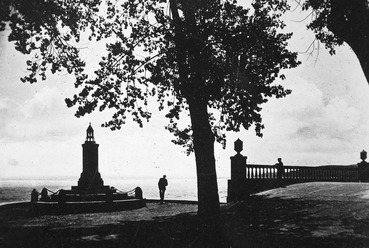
[1,2,369,180]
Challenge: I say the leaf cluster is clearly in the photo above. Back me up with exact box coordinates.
[0,0,100,83]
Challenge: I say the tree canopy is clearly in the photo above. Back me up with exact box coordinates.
[1,0,300,222]
[1,0,299,150]
[300,0,369,83]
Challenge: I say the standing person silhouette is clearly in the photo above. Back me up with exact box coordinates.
[158,175,168,204]
[275,158,284,180]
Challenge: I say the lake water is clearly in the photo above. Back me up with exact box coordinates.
[0,177,229,203]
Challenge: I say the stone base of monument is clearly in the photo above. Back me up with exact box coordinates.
[31,186,145,215]
[31,198,146,215]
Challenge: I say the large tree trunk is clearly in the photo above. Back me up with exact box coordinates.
[187,96,220,223]
[349,43,369,86]
[327,0,369,83]
[169,0,220,223]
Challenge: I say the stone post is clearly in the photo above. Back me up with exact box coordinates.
[227,139,247,202]
[30,189,38,202]
[358,150,369,182]
[135,187,143,199]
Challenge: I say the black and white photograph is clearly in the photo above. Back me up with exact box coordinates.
[1,0,369,247]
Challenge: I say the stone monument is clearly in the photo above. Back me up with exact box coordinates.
[71,123,109,193]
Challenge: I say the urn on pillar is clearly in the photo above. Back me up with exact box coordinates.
[231,139,247,181]
[228,139,247,202]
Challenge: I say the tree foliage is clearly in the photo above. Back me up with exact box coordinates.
[1,0,299,151]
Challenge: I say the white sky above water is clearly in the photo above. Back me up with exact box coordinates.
[0,1,369,180]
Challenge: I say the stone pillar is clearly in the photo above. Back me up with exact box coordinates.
[227,139,247,202]
[230,139,247,181]
[358,150,369,182]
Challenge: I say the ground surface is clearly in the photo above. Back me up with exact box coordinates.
[2,182,369,247]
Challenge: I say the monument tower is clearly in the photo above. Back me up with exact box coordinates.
[72,123,108,193]
[33,124,146,214]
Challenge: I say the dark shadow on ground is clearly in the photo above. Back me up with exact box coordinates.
[1,197,369,247]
